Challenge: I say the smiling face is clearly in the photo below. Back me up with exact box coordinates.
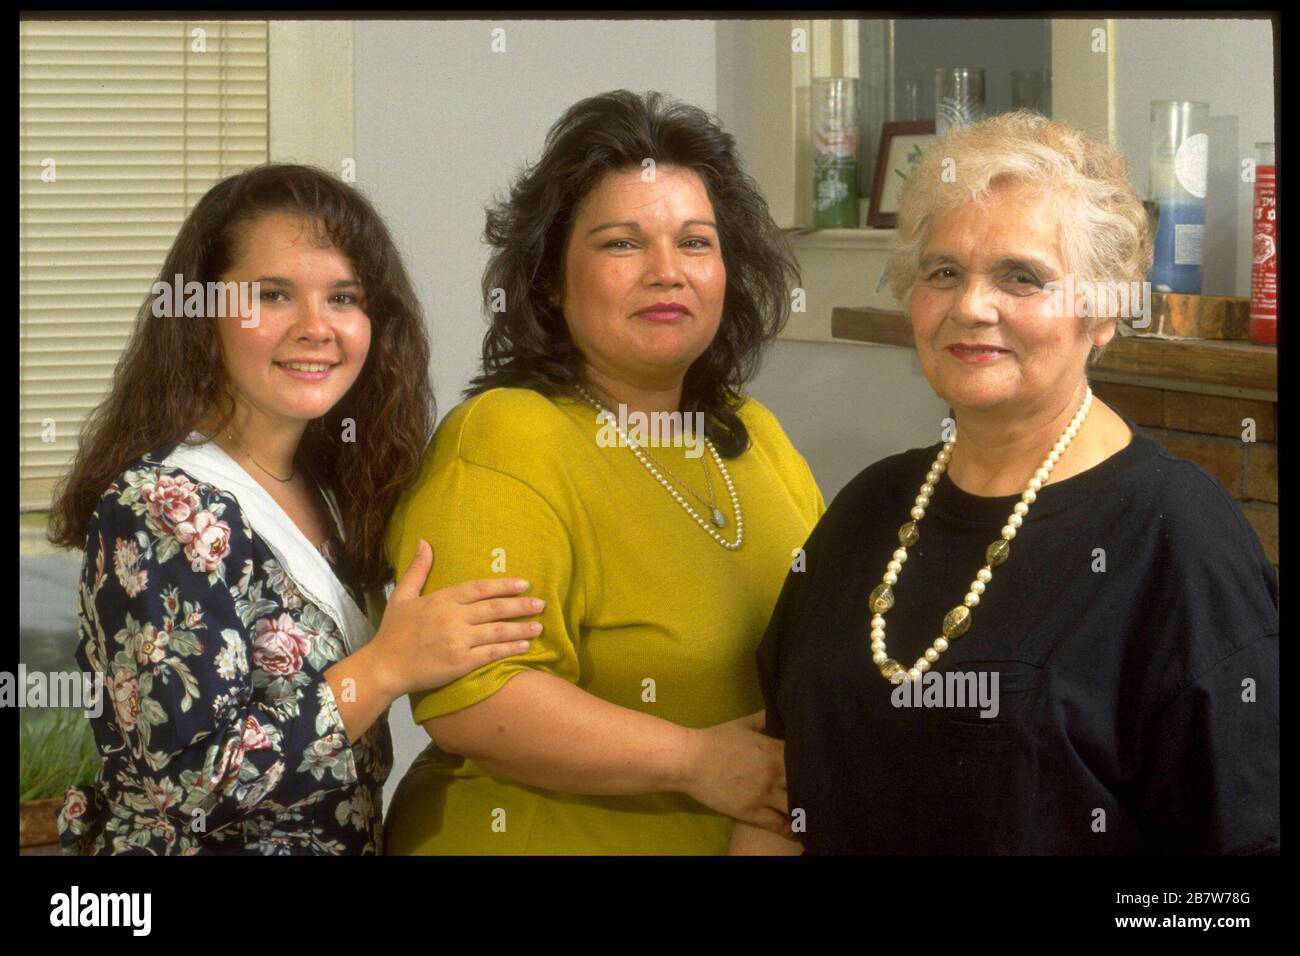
[213,211,372,429]
[909,180,1115,417]
[559,163,726,392]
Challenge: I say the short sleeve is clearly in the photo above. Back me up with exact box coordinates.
[740,396,826,525]
[1135,632,1279,854]
[388,455,582,722]
[802,454,827,521]
[71,468,359,846]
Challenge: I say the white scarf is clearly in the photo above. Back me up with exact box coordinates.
[162,433,376,655]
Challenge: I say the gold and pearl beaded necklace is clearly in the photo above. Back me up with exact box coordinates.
[572,382,744,551]
[868,387,1093,683]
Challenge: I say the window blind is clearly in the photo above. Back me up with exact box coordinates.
[18,20,268,511]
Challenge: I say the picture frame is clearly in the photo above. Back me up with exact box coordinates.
[868,120,938,229]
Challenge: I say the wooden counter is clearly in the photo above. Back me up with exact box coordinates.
[831,307,1278,399]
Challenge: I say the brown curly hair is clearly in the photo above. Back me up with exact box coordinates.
[49,163,434,589]
[466,90,800,457]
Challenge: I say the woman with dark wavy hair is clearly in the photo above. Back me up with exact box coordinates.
[50,164,542,854]
[384,90,825,854]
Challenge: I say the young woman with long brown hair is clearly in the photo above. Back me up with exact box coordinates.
[49,164,543,855]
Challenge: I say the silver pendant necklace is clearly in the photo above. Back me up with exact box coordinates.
[637,438,726,527]
[573,383,744,550]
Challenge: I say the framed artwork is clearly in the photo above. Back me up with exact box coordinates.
[868,120,938,228]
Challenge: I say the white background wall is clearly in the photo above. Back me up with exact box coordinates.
[354,19,718,420]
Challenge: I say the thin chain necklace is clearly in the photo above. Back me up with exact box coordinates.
[867,387,1093,684]
[226,429,295,483]
[573,382,743,551]
[637,438,724,526]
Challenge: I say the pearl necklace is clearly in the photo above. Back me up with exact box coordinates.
[632,430,726,526]
[868,387,1093,684]
[573,383,744,551]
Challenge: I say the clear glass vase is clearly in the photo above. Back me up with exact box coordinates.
[812,77,860,228]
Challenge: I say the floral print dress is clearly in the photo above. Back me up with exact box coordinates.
[57,444,392,855]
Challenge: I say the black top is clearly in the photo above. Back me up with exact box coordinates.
[757,415,1279,855]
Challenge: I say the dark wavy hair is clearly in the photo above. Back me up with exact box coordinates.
[49,163,435,590]
[466,89,800,457]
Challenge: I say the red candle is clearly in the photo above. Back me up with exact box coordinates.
[1250,143,1277,345]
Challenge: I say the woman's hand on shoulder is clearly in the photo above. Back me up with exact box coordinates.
[362,539,544,701]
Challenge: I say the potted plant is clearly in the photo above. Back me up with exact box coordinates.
[19,707,98,853]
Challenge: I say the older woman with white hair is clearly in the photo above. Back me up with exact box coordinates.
[732,111,1279,855]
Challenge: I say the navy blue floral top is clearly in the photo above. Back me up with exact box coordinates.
[57,446,392,855]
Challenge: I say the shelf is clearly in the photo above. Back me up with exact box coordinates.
[831,307,1278,398]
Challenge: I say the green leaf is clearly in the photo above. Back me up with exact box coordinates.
[18,708,100,800]
[141,697,168,726]
[166,629,202,658]
[170,659,201,710]
[155,536,181,565]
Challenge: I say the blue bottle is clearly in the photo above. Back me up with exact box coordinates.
[1148,101,1209,294]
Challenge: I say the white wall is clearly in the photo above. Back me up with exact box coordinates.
[353,18,719,801]
[1114,18,1275,297]
[748,340,950,500]
[354,19,718,419]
